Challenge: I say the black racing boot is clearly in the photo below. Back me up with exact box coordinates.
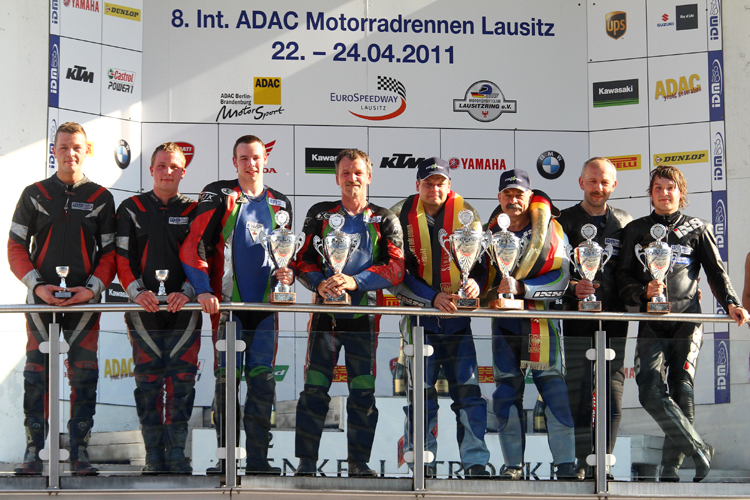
[165,423,192,474]
[14,417,46,476]
[69,418,99,476]
[141,425,166,474]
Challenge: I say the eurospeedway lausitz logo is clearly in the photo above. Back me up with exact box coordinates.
[452,80,517,122]
[331,75,407,121]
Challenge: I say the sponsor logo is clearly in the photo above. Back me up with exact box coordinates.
[254,77,281,105]
[114,139,130,169]
[105,283,128,303]
[448,157,507,170]
[175,142,194,167]
[103,357,135,379]
[268,198,286,208]
[713,131,724,182]
[104,3,141,21]
[305,147,341,174]
[709,51,724,121]
[605,11,626,39]
[713,190,727,260]
[333,365,348,383]
[363,214,382,224]
[199,192,216,203]
[532,290,564,298]
[654,74,701,101]
[653,150,708,166]
[71,202,94,211]
[273,365,289,382]
[714,333,729,403]
[51,0,59,25]
[332,75,407,121]
[48,119,57,170]
[593,78,639,107]
[86,141,94,156]
[657,13,674,28]
[452,80,517,122]
[221,188,234,196]
[107,67,135,94]
[537,150,565,179]
[380,153,426,169]
[673,217,703,238]
[64,0,100,12]
[607,154,641,171]
[709,0,721,42]
[676,4,698,30]
[49,36,60,107]
[66,65,95,83]
[169,217,189,225]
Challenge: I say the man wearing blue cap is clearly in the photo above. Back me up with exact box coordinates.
[390,157,491,478]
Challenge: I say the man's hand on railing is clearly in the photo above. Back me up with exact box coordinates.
[198,292,220,314]
[727,303,749,327]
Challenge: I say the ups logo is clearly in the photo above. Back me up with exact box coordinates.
[606,11,627,39]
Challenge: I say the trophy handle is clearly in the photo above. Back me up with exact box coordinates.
[668,245,682,274]
[634,243,648,273]
[600,243,614,270]
[293,233,305,261]
[437,228,453,263]
[313,235,327,266]
[565,244,578,275]
[483,230,496,265]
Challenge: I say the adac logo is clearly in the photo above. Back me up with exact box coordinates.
[605,11,626,39]
[175,142,195,167]
[452,80,517,122]
[380,153,425,169]
[254,77,281,105]
[64,0,100,12]
[654,74,700,101]
[653,150,707,166]
[332,75,407,121]
[537,151,565,179]
[448,157,507,170]
[713,131,724,182]
[657,13,674,28]
[607,155,641,171]
[104,3,141,21]
[114,139,130,169]
[66,65,94,83]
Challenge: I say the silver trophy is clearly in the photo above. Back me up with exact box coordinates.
[485,213,524,310]
[54,266,72,299]
[438,209,488,309]
[635,224,681,314]
[260,210,304,304]
[155,269,169,303]
[565,224,613,312]
[313,213,361,305]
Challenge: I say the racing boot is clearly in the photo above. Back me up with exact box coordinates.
[165,423,192,474]
[69,418,98,476]
[141,424,166,474]
[14,417,46,476]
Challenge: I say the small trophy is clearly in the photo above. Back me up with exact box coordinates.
[313,213,361,305]
[438,209,488,309]
[155,270,169,303]
[260,210,304,304]
[485,213,524,310]
[635,224,681,314]
[54,266,72,299]
[566,224,613,312]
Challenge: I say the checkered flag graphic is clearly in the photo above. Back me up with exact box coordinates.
[377,76,406,100]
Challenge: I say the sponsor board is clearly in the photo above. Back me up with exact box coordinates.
[114,139,131,169]
[712,190,727,261]
[107,67,135,94]
[676,4,698,30]
[452,80,517,122]
[654,74,701,101]
[175,142,195,167]
[104,2,141,21]
[605,11,626,39]
[711,123,725,190]
[105,283,128,303]
[653,150,707,166]
[305,147,341,174]
[537,151,565,180]
[49,36,60,108]
[448,157,507,170]
[593,79,638,107]
[216,77,285,122]
[709,51,724,121]
[607,154,641,171]
[331,75,406,121]
[64,0,100,12]
[714,331,729,404]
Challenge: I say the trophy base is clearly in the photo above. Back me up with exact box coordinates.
[270,292,296,304]
[454,297,479,309]
[579,301,602,312]
[489,298,524,310]
[647,302,671,314]
[324,293,351,305]
[54,291,72,299]
[157,295,168,303]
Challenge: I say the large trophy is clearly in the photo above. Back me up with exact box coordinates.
[565,224,613,312]
[155,269,169,302]
[313,213,361,305]
[260,210,305,304]
[635,224,681,314]
[485,213,524,310]
[438,209,488,309]
[54,266,72,299]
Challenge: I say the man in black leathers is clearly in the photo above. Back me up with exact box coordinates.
[558,157,631,480]
[617,165,748,482]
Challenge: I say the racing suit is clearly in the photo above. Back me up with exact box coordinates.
[180,180,292,470]
[390,193,490,472]
[116,191,201,470]
[558,203,632,475]
[485,195,574,471]
[294,201,404,465]
[8,175,116,470]
[617,211,740,473]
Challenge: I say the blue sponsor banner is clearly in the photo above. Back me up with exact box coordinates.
[712,190,727,262]
[49,35,60,108]
[709,50,723,122]
[714,331,730,404]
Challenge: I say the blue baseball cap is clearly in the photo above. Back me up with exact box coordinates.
[499,169,532,192]
[417,157,451,181]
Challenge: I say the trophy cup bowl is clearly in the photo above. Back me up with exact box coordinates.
[262,210,304,304]
[54,266,73,299]
[566,224,612,312]
[486,213,524,310]
[438,209,485,309]
[313,213,360,305]
[635,224,679,314]
[155,269,169,303]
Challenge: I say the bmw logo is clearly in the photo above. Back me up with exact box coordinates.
[115,140,131,170]
[537,150,565,180]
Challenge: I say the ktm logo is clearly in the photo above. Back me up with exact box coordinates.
[606,11,627,39]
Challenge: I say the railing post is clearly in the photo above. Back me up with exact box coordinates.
[413,323,425,491]
[591,324,615,495]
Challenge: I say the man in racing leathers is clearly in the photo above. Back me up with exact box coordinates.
[180,135,293,475]
[9,122,116,476]
[116,142,201,474]
[617,165,748,482]
[390,157,490,478]
[293,148,404,478]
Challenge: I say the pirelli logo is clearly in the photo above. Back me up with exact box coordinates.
[653,150,708,166]
[607,154,641,171]
[104,3,141,21]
